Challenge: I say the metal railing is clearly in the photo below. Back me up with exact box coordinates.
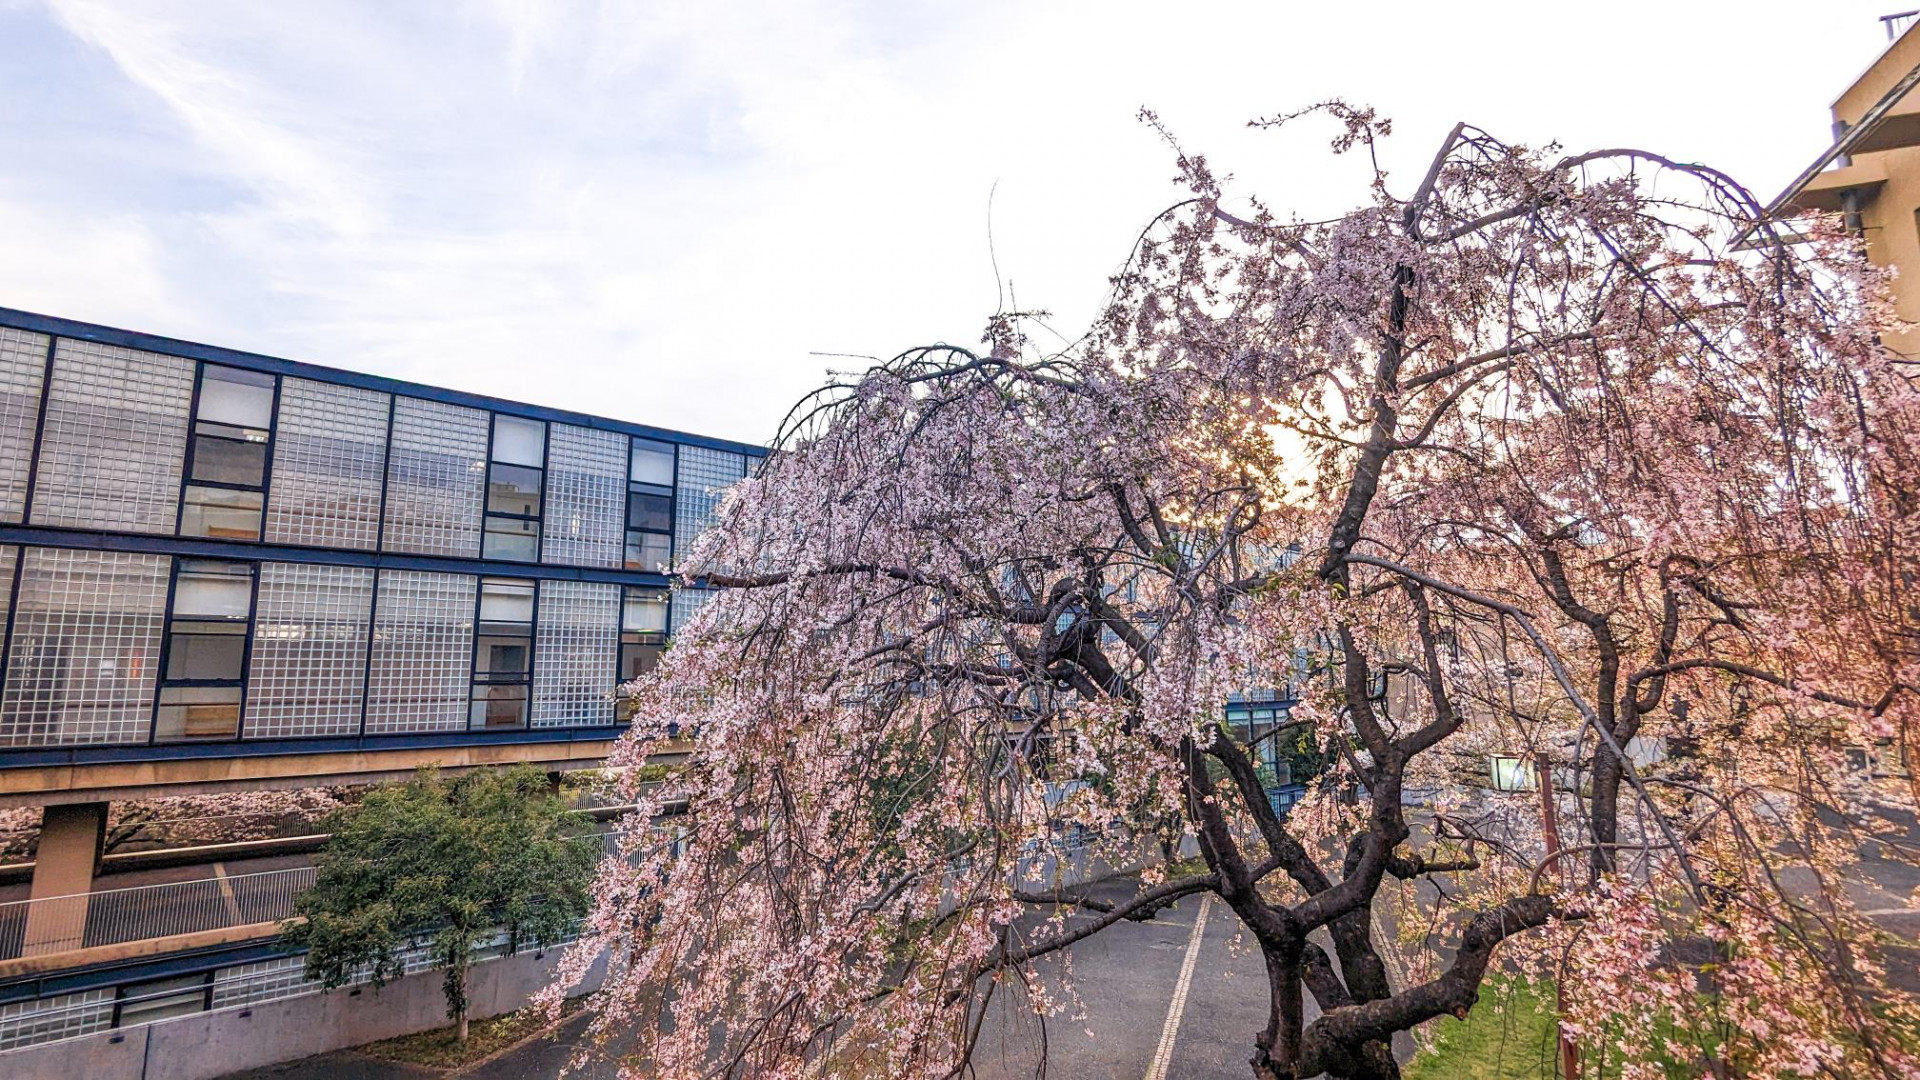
[0,924,585,1053]
[0,866,314,960]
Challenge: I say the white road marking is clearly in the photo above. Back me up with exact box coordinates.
[212,863,242,922]
[1143,893,1212,1080]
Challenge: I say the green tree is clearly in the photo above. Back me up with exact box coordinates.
[282,765,597,1040]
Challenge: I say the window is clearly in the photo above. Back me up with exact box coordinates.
[114,972,211,1028]
[471,577,535,730]
[155,559,255,742]
[1489,755,1537,792]
[1224,702,1288,778]
[180,364,276,540]
[625,438,675,572]
[483,415,545,561]
[617,587,668,720]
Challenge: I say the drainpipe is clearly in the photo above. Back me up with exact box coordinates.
[1840,187,1865,237]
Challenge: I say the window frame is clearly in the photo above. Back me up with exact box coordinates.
[112,970,214,1029]
[624,437,677,574]
[151,556,259,745]
[482,414,548,563]
[177,363,280,542]
[616,585,670,720]
[468,575,538,731]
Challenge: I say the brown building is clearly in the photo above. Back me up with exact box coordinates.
[1775,16,1920,356]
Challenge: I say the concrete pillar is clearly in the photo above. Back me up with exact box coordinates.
[22,801,107,956]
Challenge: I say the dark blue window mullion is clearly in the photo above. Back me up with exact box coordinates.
[147,558,183,746]
[0,524,675,588]
[235,557,263,742]
[257,374,283,532]
[536,420,551,564]
[614,585,628,720]
[526,577,542,729]
[666,442,679,578]
[359,396,397,737]
[0,546,27,725]
[172,365,210,536]
[18,334,57,524]
[372,396,396,553]
[357,569,381,738]
[464,577,486,731]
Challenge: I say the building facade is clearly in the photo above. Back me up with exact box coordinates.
[1773,19,1920,784]
[0,307,759,764]
[1774,17,1920,358]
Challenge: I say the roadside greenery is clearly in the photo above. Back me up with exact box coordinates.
[1405,979,1560,1080]
[282,765,598,1040]
[356,997,584,1069]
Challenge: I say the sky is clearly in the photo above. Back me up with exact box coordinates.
[0,0,1907,445]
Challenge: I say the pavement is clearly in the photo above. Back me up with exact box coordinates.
[225,875,1299,1080]
[224,1007,636,1080]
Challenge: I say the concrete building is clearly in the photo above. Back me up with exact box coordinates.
[1773,14,1920,357]
[0,305,759,972]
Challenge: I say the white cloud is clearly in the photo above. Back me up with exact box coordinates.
[0,0,1901,443]
[44,0,380,237]
[0,190,183,329]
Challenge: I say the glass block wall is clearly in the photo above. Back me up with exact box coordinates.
[0,988,114,1051]
[243,563,374,738]
[541,424,625,568]
[670,585,718,635]
[365,569,476,734]
[381,397,488,558]
[0,313,770,753]
[531,580,618,728]
[29,341,193,533]
[0,328,47,523]
[0,548,168,746]
[209,957,308,1010]
[673,445,748,566]
[265,378,391,550]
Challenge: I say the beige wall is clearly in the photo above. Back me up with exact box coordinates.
[1817,25,1920,355]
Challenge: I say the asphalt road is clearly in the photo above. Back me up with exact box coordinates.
[230,875,1296,1080]
[965,878,1284,1080]
[230,808,1920,1080]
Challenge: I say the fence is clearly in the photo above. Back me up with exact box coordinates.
[0,866,315,960]
[0,930,606,1076]
[0,927,532,1051]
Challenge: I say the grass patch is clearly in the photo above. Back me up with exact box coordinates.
[1405,978,1562,1080]
[357,998,581,1070]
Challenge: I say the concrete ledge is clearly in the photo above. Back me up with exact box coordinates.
[0,921,289,980]
[0,741,623,807]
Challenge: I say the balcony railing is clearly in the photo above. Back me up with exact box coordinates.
[0,866,314,960]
